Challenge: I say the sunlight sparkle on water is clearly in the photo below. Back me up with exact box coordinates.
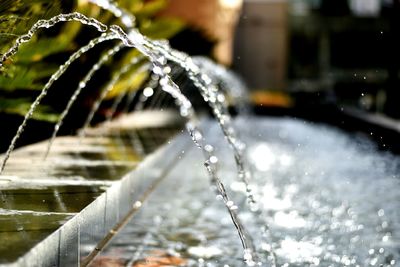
[249,143,293,172]
[274,211,307,229]
[188,246,223,259]
[277,238,323,265]
[261,184,292,210]
[249,144,275,171]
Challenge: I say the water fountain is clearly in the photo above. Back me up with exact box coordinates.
[0,2,263,266]
[1,1,400,266]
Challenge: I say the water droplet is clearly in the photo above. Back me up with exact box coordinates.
[193,131,203,141]
[143,87,154,97]
[153,66,163,75]
[378,209,384,217]
[217,93,225,102]
[243,249,256,266]
[204,144,214,153]
[163,66,171,74]
[209,156,218,164]
[133,201,142,209]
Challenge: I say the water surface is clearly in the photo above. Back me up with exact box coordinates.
[91,117,400,266]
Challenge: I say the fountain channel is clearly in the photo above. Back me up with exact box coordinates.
[0,2,400,267]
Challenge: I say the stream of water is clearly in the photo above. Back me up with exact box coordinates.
[1,2,399,267]
[89,118,400,267]
[0,6,264,266]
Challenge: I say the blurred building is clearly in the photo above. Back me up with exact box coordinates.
[233,0,288,91]
[233,0,400,118]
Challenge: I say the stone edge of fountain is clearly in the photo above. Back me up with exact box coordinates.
[1,129,191,267]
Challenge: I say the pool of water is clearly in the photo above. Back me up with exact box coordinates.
[0,116,183,265]
[91,117,400,266]
[0,211,72,263]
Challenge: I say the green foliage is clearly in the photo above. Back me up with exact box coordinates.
[0,0,62,48]
[0,0,186,121]
[140,17,185,39]
[131,0,167,18]
[0,63,59,90]
[0,98,59,122]
[13,38,70,63]
[106,63,149,99]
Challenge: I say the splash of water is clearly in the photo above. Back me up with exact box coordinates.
[109,25,275,265]
[128,34,256,205]
[151,59,259,266]
[0,13,108,67]
[192,56,250,115]
[1,9,265,265]
[44,43,125,159]
[103,23,261,261]
[88,0,135,28]
[0,31,119,174]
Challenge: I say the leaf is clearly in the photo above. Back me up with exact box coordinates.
[140,17,185,39]
[0,0,62,46]
[105,65,149,99]
[132,0,167,18]
[115,49,142,69]
[0,69,41,90]
[0,0,15,13]
[0,64,58,90]
[0,0,186,121]
[0,98,59,122]
[14,37,70,63]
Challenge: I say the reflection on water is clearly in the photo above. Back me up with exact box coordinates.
[244,117,400,266]
[0,210,72,263]
[92,117,400,266]
[0,123,182,264]
[0,185,104,213]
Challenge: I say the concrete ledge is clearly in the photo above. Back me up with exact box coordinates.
[4,132,190,267]
[0,111,186,266]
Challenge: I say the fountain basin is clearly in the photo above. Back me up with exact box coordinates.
[1,114,400,266]
[87,117,400,267]
[0,111,185,266]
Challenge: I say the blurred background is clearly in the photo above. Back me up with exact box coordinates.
[232,0,400,118]
[1,0,400,151]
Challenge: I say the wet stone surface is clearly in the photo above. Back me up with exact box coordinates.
[91,117,400,267]
[0,185,105,213]
[0,112,183,264]
[0,211,72,263]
